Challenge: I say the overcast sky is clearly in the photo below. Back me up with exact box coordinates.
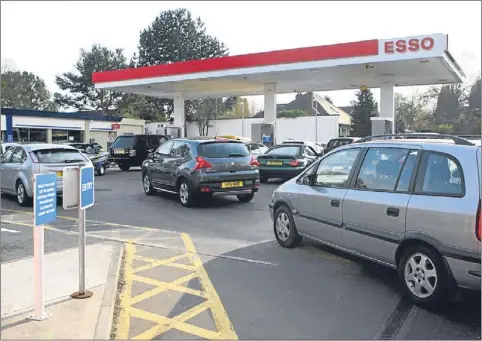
[1,1,481,109]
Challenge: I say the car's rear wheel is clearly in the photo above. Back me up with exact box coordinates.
[178,180,196,207]
[16,181,31,207]
[97,165,105,176]
[119,163,130,171]
[237,192,254,202]
[398,244,448,308]
[143,173,156,195]
[273,205,301,248]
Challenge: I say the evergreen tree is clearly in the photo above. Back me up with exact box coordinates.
[54,44,127,114]
[134,8,235,124]
[350,88,378,137]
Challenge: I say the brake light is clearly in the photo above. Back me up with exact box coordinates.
[29,152,39,163]
[290,160,300,167]
[477,200,481,242]
[194,156,212,170]
[250,155,260,167]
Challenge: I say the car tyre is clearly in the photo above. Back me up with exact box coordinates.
[16,181,32,207]
[119,163,130,171]
[260,177,268,183]
[236,192,254,203]
[97,165,105,176]
[398,244,448,308]
[178,180,196,208]
[142,173,156,195]
[273,205,301,248]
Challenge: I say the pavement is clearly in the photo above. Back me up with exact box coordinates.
[1,167,480,339]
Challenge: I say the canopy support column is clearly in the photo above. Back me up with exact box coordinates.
[263,84,277,145]
[173,92,185,137]
[372,76,395,135]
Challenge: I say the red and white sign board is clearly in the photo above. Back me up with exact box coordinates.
[111,123,120,130]
[379,34,447,60]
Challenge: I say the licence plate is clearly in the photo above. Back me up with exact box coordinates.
[56,171,63,177]
[221,181,243,189]
[267,161,283,166]
[114,149,125,154]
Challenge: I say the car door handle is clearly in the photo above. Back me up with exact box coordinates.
[387,207,399,217]
[331,199,340,207]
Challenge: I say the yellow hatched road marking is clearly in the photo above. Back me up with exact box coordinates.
[116,242,135,340]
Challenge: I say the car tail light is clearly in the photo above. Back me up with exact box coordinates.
[29,152,39,163]
[290,160,300,167]
[129,150,136,156]
[476,200,481,242]
[194,156,212,170]
[250,155,260,167]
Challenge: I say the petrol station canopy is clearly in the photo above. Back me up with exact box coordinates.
[92,33,465,100]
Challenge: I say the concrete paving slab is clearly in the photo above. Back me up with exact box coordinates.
[1,242,117,317]
[0,285,105,339]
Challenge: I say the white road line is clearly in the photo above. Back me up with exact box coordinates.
[1,227,20,234]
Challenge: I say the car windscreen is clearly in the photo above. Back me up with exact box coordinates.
[111,136,135,148]
[266,146,300,155]
[33,148,88,163]
[198,142,249,158]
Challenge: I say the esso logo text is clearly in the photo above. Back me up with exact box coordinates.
[384,37,435,54]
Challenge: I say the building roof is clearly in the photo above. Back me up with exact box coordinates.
[1,108,122,122]
[92,33,465,100]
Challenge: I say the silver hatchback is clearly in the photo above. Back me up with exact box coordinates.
[269,134,481,307]
[1,144,92,206]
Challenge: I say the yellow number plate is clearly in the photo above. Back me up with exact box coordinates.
[221,181,243,189]
[267,161,283,166]
[56,171,63,177]
[114,149,125,154]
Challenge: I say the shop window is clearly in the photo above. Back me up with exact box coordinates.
[13,128,29,142]
[29,129,47,142]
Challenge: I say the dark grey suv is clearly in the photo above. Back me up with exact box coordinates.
[141,137,261,207]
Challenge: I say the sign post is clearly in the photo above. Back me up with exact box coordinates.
[30,173,57,320]
[71,165,95,299]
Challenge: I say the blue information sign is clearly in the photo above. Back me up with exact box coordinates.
[7,135,13,142]
[80,166,95,209]
[262,135,272,144]
[34,173,57,226]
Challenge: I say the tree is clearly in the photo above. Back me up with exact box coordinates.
[134,8,232,124]
[350,88,378,137]
[54,44,127,114]
[1,70,57,110]
[191,98,231,135]
[395,92,432,133]
[432,84,465,125]
[323,95,334,104]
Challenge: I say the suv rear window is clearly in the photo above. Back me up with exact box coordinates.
[198,142,249,158]
[327,139,352,148]
[33,148,87,163]
[112,136,135,148]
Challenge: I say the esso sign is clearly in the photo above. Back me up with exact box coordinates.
[384,37,435,54]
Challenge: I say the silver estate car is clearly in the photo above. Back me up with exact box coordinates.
[1,144,92,206]
[269,134,481,307]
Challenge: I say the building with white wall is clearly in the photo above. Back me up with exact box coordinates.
[1,108,145,150]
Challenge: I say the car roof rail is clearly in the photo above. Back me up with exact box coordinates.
[356,133,475,146]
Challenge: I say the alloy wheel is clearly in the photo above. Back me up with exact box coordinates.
[276,212,290,241]
[404,252,438,299]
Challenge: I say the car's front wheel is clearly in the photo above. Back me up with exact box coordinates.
[97,165,105,176]
[143,173,156,195]
[398,244,448,308]
[273,205,301,248]
[237,192,254,203]
[16,181,31,207]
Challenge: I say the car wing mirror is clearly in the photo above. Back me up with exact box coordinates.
[302,174,313,186]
